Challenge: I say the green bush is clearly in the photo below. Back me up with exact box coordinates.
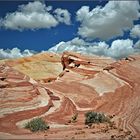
[85,111,109,126]
[24,118,49,132]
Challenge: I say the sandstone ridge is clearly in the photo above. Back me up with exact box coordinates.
[0,52,140,139]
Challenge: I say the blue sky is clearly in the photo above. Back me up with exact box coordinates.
[0,1,107,51]
[0,1,140,59]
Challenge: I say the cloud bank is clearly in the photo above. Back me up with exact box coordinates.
[0,1,140,60]
[48,37,140,59]
[0,48,35,59]
[76,1,140,40]
[134,40,140,50]
[0,1,71,30]
[130,24,140,38]
[48,1,140,59]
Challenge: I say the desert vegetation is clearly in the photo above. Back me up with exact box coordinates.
[85,111,110,127]
[71,113,78,123]
[68,113,78,124]
[24,118,49,132]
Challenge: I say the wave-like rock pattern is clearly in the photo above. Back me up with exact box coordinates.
[0,52,140,139]
[45,52,140,138]
[0,64,62,134]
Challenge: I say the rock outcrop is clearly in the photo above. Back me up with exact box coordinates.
[0,64,62,135]
[5,52,62,80]
[46,52,140,138]
[0,52,140,139]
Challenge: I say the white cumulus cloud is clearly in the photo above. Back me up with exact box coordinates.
[0,1,71,30]
[49,37,140,59]
[76,1,140,40]
[107,39,134,59]
[49,37,91,54]
[54,8,71,25]
[130,24,140,38]
[0,48,35,59]
[134,40,140,50]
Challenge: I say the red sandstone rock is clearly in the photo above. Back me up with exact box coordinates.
[0,52,140,139]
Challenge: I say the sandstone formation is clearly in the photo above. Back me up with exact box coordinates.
[0,51,140,139]
[4,52,62,80]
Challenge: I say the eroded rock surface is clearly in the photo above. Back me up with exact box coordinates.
[5,52,62,80]
[0,52,140,139]
[0,64,62,134]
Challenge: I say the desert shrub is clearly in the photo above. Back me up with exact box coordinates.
[85,111,109,126]
[71,113,78,123]
[24,118,49,132]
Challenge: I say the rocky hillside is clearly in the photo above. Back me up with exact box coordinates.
[0,52,140,139]
[4,52,62,81]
